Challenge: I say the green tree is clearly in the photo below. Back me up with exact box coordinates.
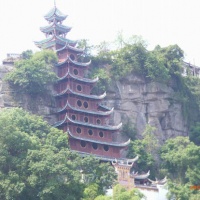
[142,124,158,154]
[145,51,170,82]
[152,44,184,76]
[5,49,58,95]
[111,42,148,79]
[79,156,117,195]
[166,181,192,200]
[94,195,112,200]
[121,120,136,140]
[21,50,33,59]
[90,67,111,94]
[83,183,99,200]
[160,136,200,199]
[0,108,117,199]
[190,122,200,145]
[0,108,83,200]
[127,125,157,174]
[113,184,145,200]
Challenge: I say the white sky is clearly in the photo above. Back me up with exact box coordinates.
[0,0,200,65]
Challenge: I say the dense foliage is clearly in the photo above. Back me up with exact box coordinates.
[5,50,58,95]
[121,120,136,140]
[89,184,144,200]
[89,37,184,83]
[160,136,200,199]
[0,108,117,200]
[112,184,145,200]
[127,125,157,176]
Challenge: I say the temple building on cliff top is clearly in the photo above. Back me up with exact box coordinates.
[34,5,167,192]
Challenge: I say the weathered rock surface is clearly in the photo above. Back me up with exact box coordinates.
[0,64,56,125]
[105,74,188,144]
[0,64,188,143]
[0,65,16,109]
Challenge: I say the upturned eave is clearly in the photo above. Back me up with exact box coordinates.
[57,100,114,116]
[54,88,106,100]
[68,129,130,147]
[44,7,67,21]
[57,69,98,83]
[53,113,122,131]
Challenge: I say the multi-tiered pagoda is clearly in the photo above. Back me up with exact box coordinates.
[34,5,167,192]
[35,5,130,161]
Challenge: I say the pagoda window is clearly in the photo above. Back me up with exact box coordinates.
[80,141,86,148]
[83,101,88,109]
[92,143,98,150]
[77,85,82,92]
[77,100,82,107]
[99,131,104,138]
[72,115,76,120]
[103,145,109,152]
[96,119,101,125]
[74,69,78,75]
[76,127,81,134]
[88,129,93,136]
[84,117,88,123]
[70,54,75,60]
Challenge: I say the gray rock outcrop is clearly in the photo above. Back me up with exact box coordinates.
[105,74,188,144]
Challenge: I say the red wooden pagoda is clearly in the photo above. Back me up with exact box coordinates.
[34,5,130,161]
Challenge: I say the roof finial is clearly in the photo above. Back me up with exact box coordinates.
[54,0,56,7]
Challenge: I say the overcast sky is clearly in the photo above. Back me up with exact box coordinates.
[1,0,200,65]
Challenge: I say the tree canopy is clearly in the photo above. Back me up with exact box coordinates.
[160,136,200,199]
[5,50,58,95]
[0,108,117,200]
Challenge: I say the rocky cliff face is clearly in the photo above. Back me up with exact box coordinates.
[0,65,16,109]
[105,74,188,144]
[0,64,56,124]
[0,64,188,143]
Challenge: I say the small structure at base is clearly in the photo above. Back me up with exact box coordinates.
[112,156,139,189]
[2,53,21,65]
[112,156,167,199]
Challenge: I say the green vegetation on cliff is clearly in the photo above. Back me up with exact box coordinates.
[5,50,58,95]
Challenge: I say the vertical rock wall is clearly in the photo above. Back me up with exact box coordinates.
[105,74,188,144]
[0,64,56,124]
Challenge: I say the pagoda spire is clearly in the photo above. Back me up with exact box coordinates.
[54,0,56,7]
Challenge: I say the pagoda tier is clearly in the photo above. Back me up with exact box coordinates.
[57,71,99,84]
[56,57,91,67]
[36,6,130,160]
[56,101,114,116]
[44,6,67,21]
[40,23,71,34]
[34,35,76,50]
[56,43,84,54]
